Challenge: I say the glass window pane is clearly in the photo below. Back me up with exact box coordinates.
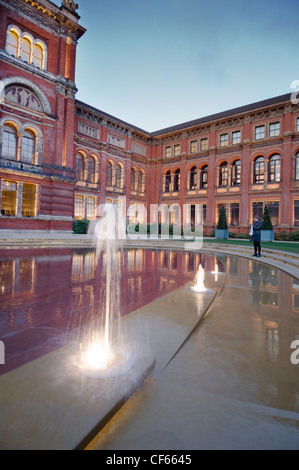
[20,37,31,63]
[22,183,36,217]
[252,202,263,220]
[7,30,18,56]
[32,44,43,68]
[268,201,279,226]
[75,195,84,220]
[3,124,17,160]
[1,181,17,216]
[294,201,299,227]
[21,130,35,164]
[230,203,240,225]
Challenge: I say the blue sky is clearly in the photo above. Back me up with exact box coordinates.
[54,0,299,132]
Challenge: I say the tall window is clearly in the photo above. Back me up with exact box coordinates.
[86,197,96,220]
[200,165,208,189]
[173,169,180,192]
[3,124,17,160]
[190,141,197,153]
[174,144,181,157]
[254,156,265,183]
[232,131,241,145]
[189,166,197,189]
[200,138,208,151]
[268,154,281,183]
[231,160,241,186]
[294,201,299,227]
[269,122,280,137]
[75,195,84,220]
[20,37,31,63]
[255,125,265,140]
[164,171,171,192]
[32,43,43,69]
[22,184,36,217]
[106,162,113,186]
[268,201,279,226]
[138,170,145,193]
[7,29,19,56]
[21,130,35,164]
[115,164,122,189]
[86,156,96,183]
[252,202,263,220]
[230,203,240,226]
[131,168,137,191]
[295,153,299,181]
[76,153,84,181]
[219,162,228,187]
[220,134,229,147]
[165,146,171,159]
[1,181,17,216]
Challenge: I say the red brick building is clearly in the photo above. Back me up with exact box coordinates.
[1,0,299,234]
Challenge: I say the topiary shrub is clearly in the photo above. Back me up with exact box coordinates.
[217,206,228,230]
[262,204,273,230]
[73,219,89,234]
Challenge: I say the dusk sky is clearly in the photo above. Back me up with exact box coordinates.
[54,0,299,132]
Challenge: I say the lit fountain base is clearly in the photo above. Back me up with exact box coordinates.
[189,285,213,294]
[78,343,135,379]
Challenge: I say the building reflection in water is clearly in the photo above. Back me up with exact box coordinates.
[0,248,298,411]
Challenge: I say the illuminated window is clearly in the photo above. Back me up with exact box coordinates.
[164,171,171,192]
[22,184,36,217]
[252,202,263,220]
[218,162,228,187]
[86,197,96,220]
[268,154,281,183]
[231,160,241,186]
[253,156,264,183]
[268,201,279,226]
[32,43,43,69]
[189,166,197,189]
[1,181,17,216]
[21,130,35,164]
[173,169,180,192]
[3,124,17,160]
[75,195,84,220]
[20,37,31,63]
[138,170,145,193]
[7,29,19,56]
[200,165,208,189]
[115,164,122,189]
[131,168,137,191]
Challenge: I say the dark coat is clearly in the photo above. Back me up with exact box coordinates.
[250,219,263,242]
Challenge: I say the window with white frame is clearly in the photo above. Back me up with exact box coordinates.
[190,140,198,153]
[1,181,37,217]
[6,27,47,70]
[200,138,208,151]
[232,131,241,145]
[174,144,181,156]
[165,146,172,158]
[220,133,229,147]
[255,125,265,140]
[269,122,280,137]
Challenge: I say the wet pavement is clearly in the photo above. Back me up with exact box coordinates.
[1,247,299,449]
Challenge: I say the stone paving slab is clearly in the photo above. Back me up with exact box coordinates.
[0,280,220,450]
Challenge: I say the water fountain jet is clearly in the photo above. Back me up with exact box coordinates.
[189,264,213,294]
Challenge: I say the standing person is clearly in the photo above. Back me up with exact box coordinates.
[250,216,263,257]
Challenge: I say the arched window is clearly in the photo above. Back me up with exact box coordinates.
[164,170,171,193]
[189,166,197,190]
[254,156,264,183]
[138,170,145,193]
[87,156,96,183]
[7,29,19,57]
[76,153,84,181]
[200,165,208,189]
[231,160,241,186]
[218,162,228,187]
[268,154,281,183]
[3,124,17,160]
[295,152,299,181]
[173,169,180,192]
[115,164,122,189]
[21,130,36,164]
[32,43,43,69]
[106,161,113,186]
[131,168,137,192]
[20,37,31,63]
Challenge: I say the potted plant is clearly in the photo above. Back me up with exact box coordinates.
[215,206,229,239]
[261,204,274,241]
